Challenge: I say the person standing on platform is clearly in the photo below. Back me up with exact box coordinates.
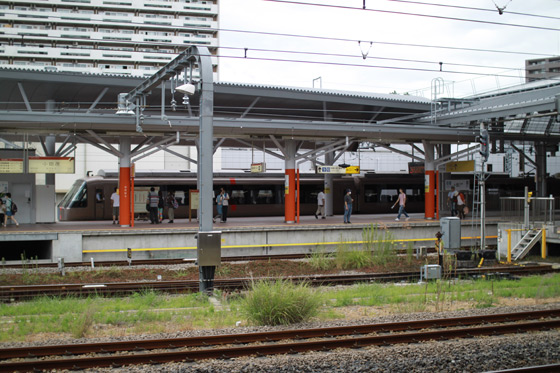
[216,187,230,223]
[2,193,19,227]
[157,190,164,223]
[0,199,5,225]
[166,191,177,223]
[456,190,466,219]
[213,191,223,224]
[343,189,353,224]
[315,189,326,219]
[392,188,410,221]
[447,186,457,217]
[147,187,159,224]
[110,187,119,225]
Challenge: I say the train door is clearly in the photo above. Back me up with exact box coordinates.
[94,187,105,220]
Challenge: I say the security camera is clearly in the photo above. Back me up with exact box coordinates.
[175,83,196,96]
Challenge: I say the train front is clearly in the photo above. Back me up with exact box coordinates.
[57,179,88,221]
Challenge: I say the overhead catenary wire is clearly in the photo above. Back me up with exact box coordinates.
[4,32,544,81]
[2,9,556,60]
[262,0,560,32]
[215,53,560,82]
[381,0,558,21]
[218,45,526,74]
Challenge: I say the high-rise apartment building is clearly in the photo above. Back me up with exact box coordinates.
[0,0,218,76]
[525,56,560,83]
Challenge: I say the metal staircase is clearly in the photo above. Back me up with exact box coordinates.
[511,229,543,261]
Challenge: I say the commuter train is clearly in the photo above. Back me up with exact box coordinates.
[57,170,544,221]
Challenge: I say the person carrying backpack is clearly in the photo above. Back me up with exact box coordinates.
[2,192,19,227]
[456,191,467,219]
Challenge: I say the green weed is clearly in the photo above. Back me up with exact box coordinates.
[241,279,322,326]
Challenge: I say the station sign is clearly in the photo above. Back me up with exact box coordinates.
[408,162,424,174]
[316,165,360,174]
[445,160,475,173]
[0,158,24,173]
[250,163,266,173]
[29,157,75,174]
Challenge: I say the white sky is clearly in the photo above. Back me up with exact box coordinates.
[217,0,560,98]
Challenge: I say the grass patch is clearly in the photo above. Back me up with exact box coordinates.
[240,279,322,326]
[1,274,559,342]
[320,273,560,312]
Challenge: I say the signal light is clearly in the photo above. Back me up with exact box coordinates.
[479,129,490,162]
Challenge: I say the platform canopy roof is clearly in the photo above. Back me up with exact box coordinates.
[0,67,558,149]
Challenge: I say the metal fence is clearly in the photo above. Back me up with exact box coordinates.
[500,196,555,225]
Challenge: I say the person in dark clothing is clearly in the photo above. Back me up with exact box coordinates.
[147,187,159,224]
[343,189,353,224]
[216,187,230,222]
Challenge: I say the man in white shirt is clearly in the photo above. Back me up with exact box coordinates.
[110,187,119,225]
[315,190,326,219]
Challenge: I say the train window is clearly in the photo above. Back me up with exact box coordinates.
[60,180,88,208]
[379,188,397,203]
[174,191,186,206]
[299,185,320,204]
[224,185,284,205]
[95,189,104,203]
[364,188,378,203]
[256,189,273,204]
[405,188,423,203]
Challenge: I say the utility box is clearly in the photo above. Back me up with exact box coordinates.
[36,185,56,223]
[196,231,221,266]
[422,264,441,280]
[440,217,461,250]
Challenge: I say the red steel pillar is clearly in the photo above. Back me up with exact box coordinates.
[284,140,297,223]
[423,141,435,219]
[119,138,132,227]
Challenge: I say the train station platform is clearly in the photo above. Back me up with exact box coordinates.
[0,213,500,263]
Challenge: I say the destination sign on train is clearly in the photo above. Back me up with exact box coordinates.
[317,165,360,174]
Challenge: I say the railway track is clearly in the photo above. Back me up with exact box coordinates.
[0,309,559,372]
[1,249,438,268]
[0,264,557,301]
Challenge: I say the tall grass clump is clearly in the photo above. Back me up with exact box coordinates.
[309,247,334,271]
[362,224,397,266]
[334,241,372,269]
[241,279,322,326]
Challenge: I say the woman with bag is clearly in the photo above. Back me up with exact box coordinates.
[2,193,19,227]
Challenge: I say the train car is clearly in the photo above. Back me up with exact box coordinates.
[58,170,551,221]
[57,171,427,221]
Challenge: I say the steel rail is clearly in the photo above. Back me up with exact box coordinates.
[1,309,558,360]
[1,248,438,268]
[0,265,556,301]
[485,364,560,372]
[0,318,558,372]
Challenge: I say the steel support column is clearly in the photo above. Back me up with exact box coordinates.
[119,138,132,227]
[324,151,334,216]
[535,141,547,197]
[45,135,56,186]
[423,141,436,219]
[284,140,297,223]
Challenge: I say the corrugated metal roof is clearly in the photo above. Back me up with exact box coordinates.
[0,65,144,79]
[464,79,560,99]
[216,81,431,104]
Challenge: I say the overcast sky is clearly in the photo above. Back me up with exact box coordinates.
[217,0,560,98]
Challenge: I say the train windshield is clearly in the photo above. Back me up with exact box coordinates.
[59,180,88,208]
